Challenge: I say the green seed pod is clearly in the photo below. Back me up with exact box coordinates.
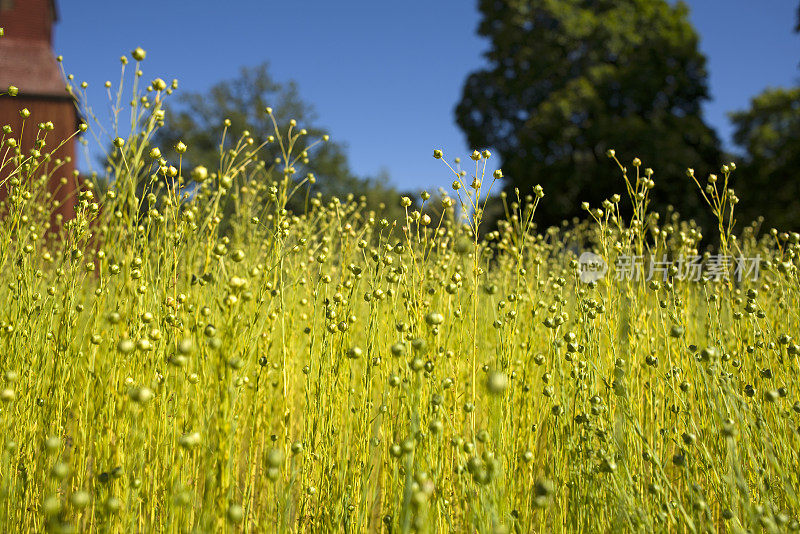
[486,370,508,394]
[131,47,146,61]
[127,387,154,404]
[70,490,90,509]
[170,354,188,367]
[408,358,424,372]
[51,462,70,480]
[425,312,444,326]
[670,325,685,338]
[179,432,201,450]
[105,496,121,513]
[428,420,443,434]
[763,389,779,402]
[117,338,135,355]
[227,504,243,524]
[44,436,61,453]
[43,495,62,516]
[177,338,193,355]
[411,338,427,353]
[267,448,284,468]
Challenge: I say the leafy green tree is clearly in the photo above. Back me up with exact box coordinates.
[154,63,396,209]
[729,88,800,230]
[724,5,800,231]
[456,0,722,229]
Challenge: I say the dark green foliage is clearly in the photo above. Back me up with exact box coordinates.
[730,88,800,230]
[456,0,722,228]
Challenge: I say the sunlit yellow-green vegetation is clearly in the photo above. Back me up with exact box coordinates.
[1,52,800,534]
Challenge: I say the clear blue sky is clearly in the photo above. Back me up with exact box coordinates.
[53,0,799,192]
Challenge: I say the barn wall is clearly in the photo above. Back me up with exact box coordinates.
[0,95,78,222]
[0,0,54,44]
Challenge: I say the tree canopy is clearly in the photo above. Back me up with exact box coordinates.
[154,63,368,198]
[729,89,800,231]
[456,0,722,229]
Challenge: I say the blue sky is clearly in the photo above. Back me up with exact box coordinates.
[53,0,799,192]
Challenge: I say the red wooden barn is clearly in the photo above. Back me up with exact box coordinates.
[0,0,78,221]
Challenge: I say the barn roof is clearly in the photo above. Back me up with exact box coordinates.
[0,38,68,97]
[0,0,68,98]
